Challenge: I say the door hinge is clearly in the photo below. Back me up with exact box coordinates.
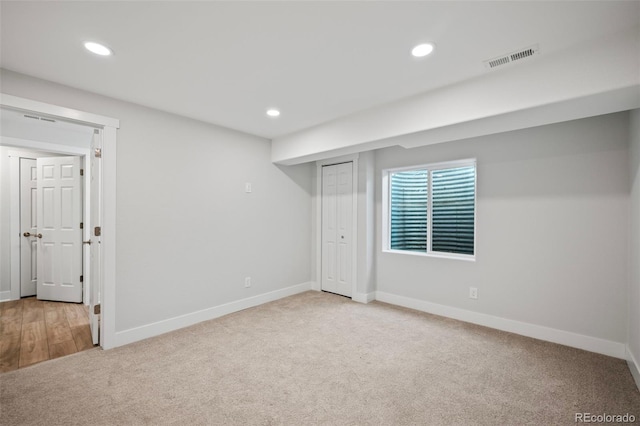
[80,275,83,283]
[94,148,102,158]
[80,169,84,176]
[94,129,100,134]
[80,222,83,229]
[94,304,101,315]
[94,226,101,236]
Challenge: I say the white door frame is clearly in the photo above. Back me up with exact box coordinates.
[315,154,358,300]
[1,93,118,350]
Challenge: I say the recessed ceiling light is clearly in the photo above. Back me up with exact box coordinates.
[266,109,280,117]
[84,41,112,56]
[411,43,434,58]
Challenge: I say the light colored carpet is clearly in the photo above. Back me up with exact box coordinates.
[1,291,639,425]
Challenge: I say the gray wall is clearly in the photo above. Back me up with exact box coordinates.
[0,69,313,332]
[630,108,640,364]
[375,113,630,343]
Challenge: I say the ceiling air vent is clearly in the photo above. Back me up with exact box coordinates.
[23,114,56,123]
[484,44,540,70]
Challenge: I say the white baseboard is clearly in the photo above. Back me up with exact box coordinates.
[628,346,640,391]
[0,291,12,302]
[352,291,375,304]
[114,282,313,348]
[310,281,320,291]
[375,291,626,359]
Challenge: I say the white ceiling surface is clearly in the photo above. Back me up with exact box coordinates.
[1,1,639,139]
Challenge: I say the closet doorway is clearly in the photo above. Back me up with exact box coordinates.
[321,162,354,297]
[316,155,359,300]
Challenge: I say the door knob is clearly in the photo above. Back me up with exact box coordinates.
[35,233,42,239]
[23,232,31,237]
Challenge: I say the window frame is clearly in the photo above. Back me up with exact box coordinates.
[382,158,477,261]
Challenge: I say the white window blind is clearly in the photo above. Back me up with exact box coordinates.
[431,166,475,255]
[387,161,476,258]
[390,170,428,252]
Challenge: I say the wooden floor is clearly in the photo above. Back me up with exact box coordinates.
[0,297,94,373]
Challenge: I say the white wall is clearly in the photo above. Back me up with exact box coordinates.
[629,108,640,379]
[0,69,313,334]
[375,113,630,346]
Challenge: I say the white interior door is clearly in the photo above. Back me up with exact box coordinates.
[89,131,102,344]
[321,162,353,297]
[20,157,37,297]
[36,156,83,303]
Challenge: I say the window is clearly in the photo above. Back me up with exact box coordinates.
[384,160,476,259]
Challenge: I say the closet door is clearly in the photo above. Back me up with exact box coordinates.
[321,162,353,297]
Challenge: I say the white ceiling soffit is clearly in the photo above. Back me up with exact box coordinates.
[1,1,639,142]
[272,27,640,165]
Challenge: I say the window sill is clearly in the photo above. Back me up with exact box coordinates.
[382,249,476,262]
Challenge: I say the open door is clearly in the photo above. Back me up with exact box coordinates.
[36,156,83,302]
[89,130,102,345]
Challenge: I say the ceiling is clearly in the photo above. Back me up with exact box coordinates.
[1,1,639,139]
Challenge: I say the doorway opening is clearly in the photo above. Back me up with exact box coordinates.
[0,94,119,352]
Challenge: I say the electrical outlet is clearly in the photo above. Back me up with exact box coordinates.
[244,277,251,288]
[245,182,252,193]
[469,287,478,299]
